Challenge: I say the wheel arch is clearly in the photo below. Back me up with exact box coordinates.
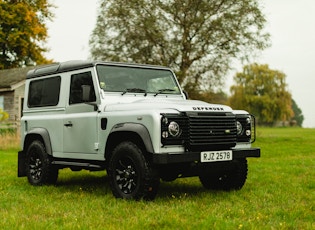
[23,128,53,156]
[105,123,154,161]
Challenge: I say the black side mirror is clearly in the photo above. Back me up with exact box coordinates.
[81,85,98,111]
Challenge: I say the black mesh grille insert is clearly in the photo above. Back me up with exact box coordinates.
[187,113,237,150]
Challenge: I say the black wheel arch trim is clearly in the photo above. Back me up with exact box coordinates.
[24,128,53,155]
[108,123,154,153]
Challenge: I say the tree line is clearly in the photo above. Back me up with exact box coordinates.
[229,64,303,126]
[0,0,303,126]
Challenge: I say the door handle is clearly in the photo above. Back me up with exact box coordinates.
[64,121,73,127]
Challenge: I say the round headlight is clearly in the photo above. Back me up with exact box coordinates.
[236,121,243,135]
[168,121,181,137]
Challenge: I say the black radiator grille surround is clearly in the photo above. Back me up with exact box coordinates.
[161,112,237,151]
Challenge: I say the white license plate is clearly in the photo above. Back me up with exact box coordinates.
[201,150,233,162]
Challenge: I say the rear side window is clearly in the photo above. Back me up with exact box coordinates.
[28,76,61,107]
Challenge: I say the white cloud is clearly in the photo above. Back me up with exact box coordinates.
[46,0,98,62]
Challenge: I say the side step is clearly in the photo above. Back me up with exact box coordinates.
[52,160,105,171]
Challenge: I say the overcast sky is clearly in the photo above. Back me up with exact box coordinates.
[46,0,315,127]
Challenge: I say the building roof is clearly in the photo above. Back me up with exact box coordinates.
[0,66,34,91]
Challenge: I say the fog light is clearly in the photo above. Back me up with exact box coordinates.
[246,130,251,136]
[162,131,169,138]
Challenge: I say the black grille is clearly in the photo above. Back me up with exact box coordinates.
[187,113,237,151]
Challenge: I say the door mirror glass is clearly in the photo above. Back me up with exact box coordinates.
[82,85,91,102]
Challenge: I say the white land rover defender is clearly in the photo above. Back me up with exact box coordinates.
[18,60,260,200]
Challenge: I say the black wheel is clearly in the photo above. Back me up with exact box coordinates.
[199,159,248,191]
[25,140,58,185]
[107,141,160,200]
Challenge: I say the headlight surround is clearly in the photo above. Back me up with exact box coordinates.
[161,114,188,145]
[236,114,255,143]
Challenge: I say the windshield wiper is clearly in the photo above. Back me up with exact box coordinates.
[154,88,175,96]
[122,88,147,96]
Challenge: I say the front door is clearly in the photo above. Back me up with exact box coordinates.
[63,71,99,155]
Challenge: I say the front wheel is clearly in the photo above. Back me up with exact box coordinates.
[25,140,58,185]
[107,141,160,200]
[199,159,248,191]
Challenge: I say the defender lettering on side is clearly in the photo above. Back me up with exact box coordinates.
[18,60,260,200]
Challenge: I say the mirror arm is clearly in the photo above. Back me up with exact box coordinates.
[85,102,99,111]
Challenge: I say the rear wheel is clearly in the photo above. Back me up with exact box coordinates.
[199,159,248,191]
[107,141,160,200]
[25,140,58,185]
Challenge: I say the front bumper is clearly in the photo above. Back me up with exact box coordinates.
[152,148,260,164]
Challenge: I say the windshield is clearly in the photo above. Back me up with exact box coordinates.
[96,64,181,95]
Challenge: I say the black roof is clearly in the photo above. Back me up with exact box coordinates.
[26,60,171,79]
[26,60,95,79]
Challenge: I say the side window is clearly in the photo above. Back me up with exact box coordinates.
[69,72,96,104]
[28,76,61,107]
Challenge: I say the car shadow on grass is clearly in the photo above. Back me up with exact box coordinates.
[54,170,110,196]
[53,170,213,200]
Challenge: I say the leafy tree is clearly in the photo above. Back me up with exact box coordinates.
[0,0,53,69]
[194,90,228,105]
[291,99,304,127]
[89,0,270,97]
[229,63,294,126]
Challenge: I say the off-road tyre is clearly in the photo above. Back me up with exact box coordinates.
[25,140,58,185]
[107,141,160,200]
[199,159,248,191]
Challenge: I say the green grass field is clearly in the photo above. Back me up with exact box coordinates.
[0,128,314,229]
